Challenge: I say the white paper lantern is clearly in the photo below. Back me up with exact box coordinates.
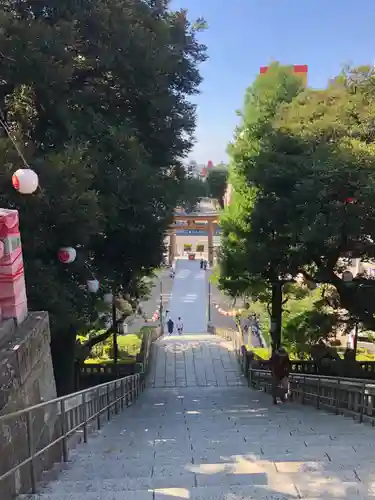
[103,292,113,304]
[12,168,39,194]
[57,247,77,264]
[87,279,99,293]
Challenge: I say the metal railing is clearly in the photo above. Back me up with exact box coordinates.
[250,368,375,425]
[0,372,143,497]
[215,327,242,354]
[213,328,375,429]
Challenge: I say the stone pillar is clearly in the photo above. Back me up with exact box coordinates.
[169,232,176,266]
[208,222,214,267]
[0,209,28,324]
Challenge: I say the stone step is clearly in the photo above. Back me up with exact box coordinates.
[18,479,368,500]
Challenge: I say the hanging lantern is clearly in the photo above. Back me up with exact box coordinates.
[103,292,113,304]
[87,279,99,293]
[57,247,76,264]
[12,168,39,194]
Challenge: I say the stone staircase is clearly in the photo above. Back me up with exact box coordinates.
[19,375,375,500]
[16,258,375,500]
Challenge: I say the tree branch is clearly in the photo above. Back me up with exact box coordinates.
[76,311,132,362]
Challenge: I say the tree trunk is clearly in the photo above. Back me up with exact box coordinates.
[270,281,282,351]
[51,328,77,396]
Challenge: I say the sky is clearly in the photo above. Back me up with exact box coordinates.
[171,0,375,166]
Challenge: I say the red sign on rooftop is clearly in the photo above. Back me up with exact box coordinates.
[260,65,308,74]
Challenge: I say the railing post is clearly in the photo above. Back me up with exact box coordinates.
[114,382,118,415]
[82,393,88,443]
[301,376,306,404]
[131,377,135,403]
[335,379,341,415]
[96,387,101,430]
[60,400,68,462]
[316,377,321,409]
[360,383,366,423]
[26,412,37,494]
[121,379,124,410]
[125,379,129,406]
[107,384,111,421]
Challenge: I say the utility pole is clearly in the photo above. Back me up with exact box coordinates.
[208,280,211,322]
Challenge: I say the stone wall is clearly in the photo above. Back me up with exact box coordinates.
[0,312,58,499]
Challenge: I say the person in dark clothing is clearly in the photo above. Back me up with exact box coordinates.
[200,259,204,269]
[269,347,290,405]
[167,318,174,335]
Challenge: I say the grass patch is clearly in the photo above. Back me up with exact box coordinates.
[80,331,145,365]
[84,358,136,365]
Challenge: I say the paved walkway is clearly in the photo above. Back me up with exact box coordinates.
[150,335,243,388]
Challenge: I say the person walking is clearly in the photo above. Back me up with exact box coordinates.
[166,317,174,335]
[176,317,184,335]
[200,258,204,269]
[269,347,290,405]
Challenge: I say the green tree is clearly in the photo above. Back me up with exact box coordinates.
[218,62,304,298]
[206,164,228,208]
[219,63,375,336]
[0,0,207,394]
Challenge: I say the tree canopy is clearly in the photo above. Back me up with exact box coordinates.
[206,163,228,208]
[0,0,207,393]
[219,62,375,335]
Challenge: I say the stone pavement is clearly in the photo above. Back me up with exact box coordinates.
[150,334,243,388]
[25,333,375,500]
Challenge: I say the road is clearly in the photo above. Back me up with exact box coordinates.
[126,269,173,333]
[165,259,208,334]
[209,276,264,348]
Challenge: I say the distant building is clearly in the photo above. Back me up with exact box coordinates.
[260,64,308,87]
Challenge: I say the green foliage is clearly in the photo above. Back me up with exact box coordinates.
[219,62,375,342]
[218,63,304,299]
[282,290,338,358]
[80,331,143,363]
[179,176,208,213]
[206,165,228,208]
[0,0,206,394]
